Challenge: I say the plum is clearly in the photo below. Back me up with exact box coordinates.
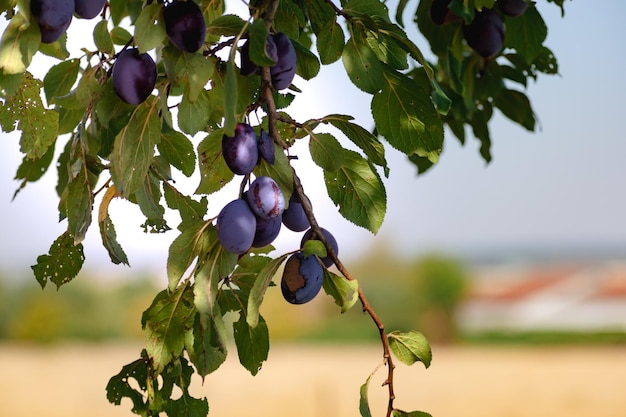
[257,129,275,165]
[497,0,528,17]
[111,48,157,105]
[270,32,296,90]
[239,35,278,76]
[163,0,206,53]
[462,9,504,58]
[216,199,257,254]
[430,0,452,25]
[221,123,259,175]
[246,176,285,220]
[251,215,282,248]
[282,192,310,232]
[301,227,338,268]
[31,0,74,43]
[74,0,106,19]
[281,252,324,304]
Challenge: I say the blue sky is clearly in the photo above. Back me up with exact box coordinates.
[1,1,625,277]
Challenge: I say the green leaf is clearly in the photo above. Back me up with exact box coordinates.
[141,283,196,374]
[504,5,547,64]
[0,72,58,160]
[111,96,161,196]
[249,19,276,66]
[31,231,85,289]
[309,132,345,172]
[317,21,345,65]
[196,129,235,195]
[323,114,388,172]
[302,239,327,259]
[163,182,208,231]
[65,159,94,244]
[178,89,211,135]
[305,0,337,35]
[323,269,359,313]
[162,389,209,417]
[323,148,386,234]
[134,174,170,234]
[359,374,373,417]
[188,311,228,378]
[13,141,55,198]
[158,128,197,177]
[342,30,384,94]
[0,13,39,75]
[247,253,290,328]
[293,38,320,81]
[387,330,432,368]
[99,215,129,266]
[372,70,442,162]
[474,0,495,10]
[233,313,269,376]
[206,14,246,37]
[134,2,166,54]
[110,26,132,45]
[392,410,433,417]
[274,0,306,39]
[43,59,80,104]
[93,20,114,55]
[166,221,211,290]
[365,31,408,71]
[494,88,535,131]
[38,31,70,60]
[163,46,214,101]
[106,354,148,414]
[343,0,391,21]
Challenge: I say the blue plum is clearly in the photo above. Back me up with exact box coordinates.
[31,0,74,43]
[301,227,338,267]
[281,252,324,304]
[430,0,452,25]
[246,176,285,220]
[163,0,206,53]
[497,0,528,17]
[74,0,105,19]
[222,123,258,175]
[251,215,282,248]
[270,33,296,90]
[257,129,275,165]
[462,9,504,59]
[216,199,257,254]
[111,48,157,105]
[282,192,310,232]
[239,35,278,76]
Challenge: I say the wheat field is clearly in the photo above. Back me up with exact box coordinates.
[1,343,625,417]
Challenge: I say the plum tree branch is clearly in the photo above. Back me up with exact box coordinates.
[257,4,396,413]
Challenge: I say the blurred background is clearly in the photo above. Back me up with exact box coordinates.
[2,1,626,417]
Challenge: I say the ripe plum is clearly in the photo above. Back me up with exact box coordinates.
[111,48,157,105]
[257,129,275,165]
[282,193,310,232]
[216,199,257,254]
[239,35,278,76]
[270,33,296,90]
[246,176,285,220]
[251,215,282,248]
[462,9,504,58]
[163,0,206,53]
[301,227,338,267]
[497,0,528,17]
[430,0,452,25]
[31,0,74,43]
[221,123,258,175]
[74,0,105,19]
[281,252,324,304]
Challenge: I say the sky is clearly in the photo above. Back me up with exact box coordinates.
[1,1,626,279]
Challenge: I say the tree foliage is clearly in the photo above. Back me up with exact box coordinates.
[0,0,569,416]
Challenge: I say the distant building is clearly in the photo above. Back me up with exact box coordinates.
[458,262,626,333]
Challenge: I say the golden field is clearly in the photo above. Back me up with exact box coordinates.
[1,343,625,417]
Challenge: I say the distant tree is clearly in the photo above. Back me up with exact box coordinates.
[412,255,469,343]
